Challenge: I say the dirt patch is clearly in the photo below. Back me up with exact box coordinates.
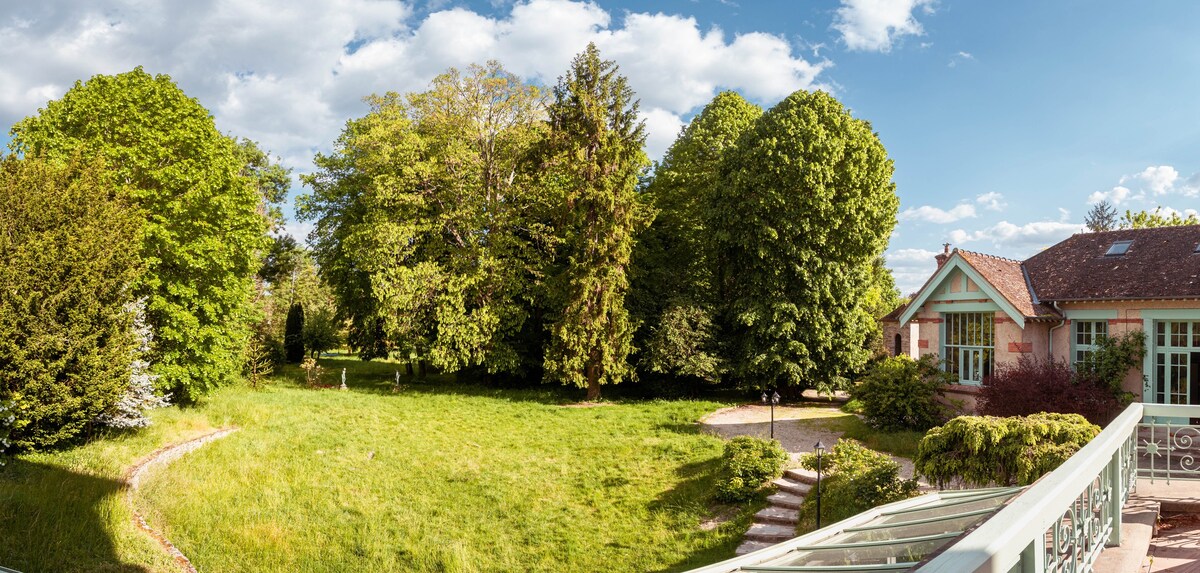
[699,505,741,531]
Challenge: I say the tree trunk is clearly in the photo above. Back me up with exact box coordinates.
[406,361,414,376]
[418,360,428,379]
[585,363,601,401]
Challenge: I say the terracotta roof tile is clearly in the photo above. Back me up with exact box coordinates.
[957,250,1058,318]
[1024,225,1200,301]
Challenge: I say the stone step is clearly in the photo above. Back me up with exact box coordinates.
[754,506,800,525]
[772,477,812,497]
[735,540,778,556]
[743,522,797,543]
[767,491,805,510]
[784,467,819,485]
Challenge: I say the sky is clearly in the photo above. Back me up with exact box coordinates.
[2,0,1199,294]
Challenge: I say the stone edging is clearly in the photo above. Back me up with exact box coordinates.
[124,427,239,573]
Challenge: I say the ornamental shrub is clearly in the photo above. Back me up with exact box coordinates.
[798,439,918,528]
[1079,330,1146,399]
[978,357,1120,425]
[915,413,1100,488]
[0,156,143,450]
[715,436,789,502]
[852,354,954,431]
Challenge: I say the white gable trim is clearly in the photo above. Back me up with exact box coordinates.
[898,254,1027,328]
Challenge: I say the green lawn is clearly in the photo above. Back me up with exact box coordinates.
[0,358,750,573]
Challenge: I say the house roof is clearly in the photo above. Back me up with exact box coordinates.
[957,250,1059,318]
[1024,226,1200,301]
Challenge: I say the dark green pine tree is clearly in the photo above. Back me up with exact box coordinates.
[540,43,650,400]
[284,303,306,364]
[714,90,899,391]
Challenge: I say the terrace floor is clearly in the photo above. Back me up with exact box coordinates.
[1134,478,1200,572]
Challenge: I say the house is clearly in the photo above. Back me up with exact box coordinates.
[883,225,1200,411]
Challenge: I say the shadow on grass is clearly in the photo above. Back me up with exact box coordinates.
[649,457,756,573]
[0,458,148,573]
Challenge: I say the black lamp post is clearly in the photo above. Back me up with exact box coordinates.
[761,390,780,439]
[814,440,826,529]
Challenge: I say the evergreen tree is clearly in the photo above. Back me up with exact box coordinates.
[632,91,762,383]
[539,44,650,400]
[714,90,898,391]
[10,68,272,401]
[1084,200,1117,232]
[284,303,306,364]
[0,155,142,449]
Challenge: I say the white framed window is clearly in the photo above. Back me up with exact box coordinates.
[1074,320,1107,367]
[943,312,994,385]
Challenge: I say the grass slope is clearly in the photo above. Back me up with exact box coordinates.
[1,358,748,572]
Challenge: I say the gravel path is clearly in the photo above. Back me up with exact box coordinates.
[124,427,239,573]
[699,404,919,481]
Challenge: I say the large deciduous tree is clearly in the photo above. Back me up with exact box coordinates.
[0,156,142,449]
[538,44,650,400]
[632,91,762,383]
[299,61,547,373]
[714,90,898,391]
[1119,207,1199,228]
[9,68,271,401]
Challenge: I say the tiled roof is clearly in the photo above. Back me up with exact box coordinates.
[958,250,1059,318]
[1024,225,1200,301]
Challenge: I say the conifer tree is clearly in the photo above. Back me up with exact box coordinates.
[539,43,650,400]
[284,303,306,364]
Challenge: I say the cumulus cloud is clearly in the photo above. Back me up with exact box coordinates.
[1089,164,1200,206]
[0,0,828,175]
[899,203,976,224]
[885,247,941,296]
[975,192,1005,211]
[1088,185,1135,205]
[1127,165,1179,195]
[948,220,1083,253]
[833,0,935,52]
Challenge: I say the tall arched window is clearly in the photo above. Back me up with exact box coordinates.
[894,333,903,357]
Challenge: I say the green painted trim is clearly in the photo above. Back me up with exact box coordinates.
[880,489,1019,516]
[928,290,993,302]
[898,254,1025,327]
[1141,309,1200,320]
[1065,309,1119,319]
[788,531,964,552]
[928,301,1001,313]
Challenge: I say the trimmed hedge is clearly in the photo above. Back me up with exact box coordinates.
[915,413,1100,488]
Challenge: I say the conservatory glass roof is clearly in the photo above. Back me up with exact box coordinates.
[686,486,1025,573]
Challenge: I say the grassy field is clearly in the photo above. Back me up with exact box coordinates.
[0,357,750,573]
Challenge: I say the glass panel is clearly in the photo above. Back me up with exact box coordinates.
[1158,321,1166,347]
[1173,322,1189,348]
[768,538,947,567]
[871,495,1012,525]
[1194,322,1200,348]
[1096,320,1107,340]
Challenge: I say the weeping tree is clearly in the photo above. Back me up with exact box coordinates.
[538,43,650,400]
[713,90,898,391]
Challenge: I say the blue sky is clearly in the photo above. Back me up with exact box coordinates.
[2,0,1198,293]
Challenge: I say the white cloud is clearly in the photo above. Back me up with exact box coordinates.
[1088,185,1134,205]
[833,0,935,52]
[948,51,974,68]
[1130,165,1179,195]
[899,203,976,223]
[948,220,1083,252]
[885,247,940,295]
[0,0,827,176]
[975,192,1005,211]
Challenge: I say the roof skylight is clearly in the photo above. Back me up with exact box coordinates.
[1105,240,1133,256]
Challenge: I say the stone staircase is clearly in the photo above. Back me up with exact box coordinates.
[736,467,819,555]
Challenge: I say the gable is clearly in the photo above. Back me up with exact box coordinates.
[899,254,1026,327]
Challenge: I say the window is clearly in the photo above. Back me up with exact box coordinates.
[1074,320,1107,367]
[894,333,903,357]
[943,313,994,385]
[1105,240,1133,256]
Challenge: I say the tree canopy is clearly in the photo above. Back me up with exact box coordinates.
[1085,200,1117,232]
[1120,207,1199,228]
[713,89,898,390]
[9,68,273,401]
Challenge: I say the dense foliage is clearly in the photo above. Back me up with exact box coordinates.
[632,92,762,384]
[1078,330,1146,399]
[714,436,789,502]
[853,354,954,431]
[0,156,142,449]
[10,68,274,401]
[284,303,306,363]
[1085,200,1117,232]
[1120,207,1199,228]
[915,413,1100,488]
[713,90,898,391]
[978,357,1121,424]
[798,439,918,527]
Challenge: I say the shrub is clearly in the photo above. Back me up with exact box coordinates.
[852,354,954,431]
[301,357,325,387]
[95,300,170,429]
[0,400,12,466]
[915,413,1099,488]
[978,357,1120,424]
[1079,330,1146,399]
[0,156,142,450]
[715,436,789,502]
[798,439,918,528]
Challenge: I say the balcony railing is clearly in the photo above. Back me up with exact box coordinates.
[918,402,1200,573]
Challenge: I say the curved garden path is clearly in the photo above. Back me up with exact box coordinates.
[124,427,239,573]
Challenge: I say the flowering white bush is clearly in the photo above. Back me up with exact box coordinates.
[96,300,170,429]
[0,400,12,466]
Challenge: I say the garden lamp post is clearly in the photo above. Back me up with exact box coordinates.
[815,441,826,529]
[761,390,780,439]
